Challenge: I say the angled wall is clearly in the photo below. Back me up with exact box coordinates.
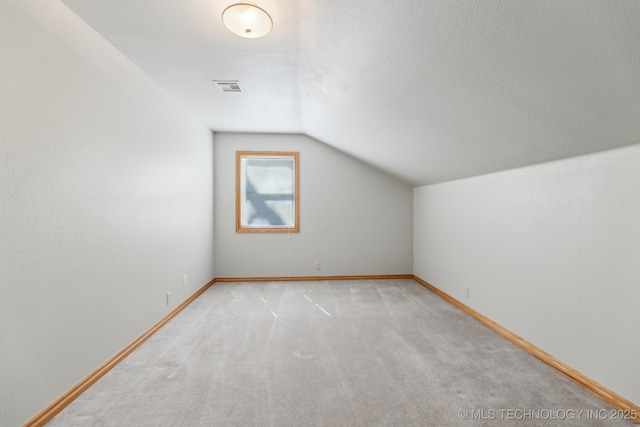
[414,144,640,406]
[0,2,215,425]
[214,133,413,277]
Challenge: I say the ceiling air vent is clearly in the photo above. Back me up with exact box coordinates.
[214,80,242,92]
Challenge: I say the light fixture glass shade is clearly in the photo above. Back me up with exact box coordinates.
[222,3,272,39]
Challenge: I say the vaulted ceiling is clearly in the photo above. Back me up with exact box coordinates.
[60,0,640,185]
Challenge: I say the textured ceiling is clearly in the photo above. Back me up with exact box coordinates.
[60,0,640,185]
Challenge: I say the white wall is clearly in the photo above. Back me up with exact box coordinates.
[0,2,215,425]
[414,144,640,406]
[214,133,413,277]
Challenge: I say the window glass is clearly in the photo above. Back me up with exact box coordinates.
[236,151,299,232]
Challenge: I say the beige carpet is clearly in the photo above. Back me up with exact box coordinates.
[47,279,637,426]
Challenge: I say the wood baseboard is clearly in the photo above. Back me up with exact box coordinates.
[215,274,413,282]
[28,274,637,425]
[24,275,409,425]
[412,275,639,423]
[23,279,216,427]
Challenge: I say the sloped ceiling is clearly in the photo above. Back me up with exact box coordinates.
[60,0,640,186]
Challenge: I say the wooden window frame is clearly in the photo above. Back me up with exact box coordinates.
[236,151,300,233]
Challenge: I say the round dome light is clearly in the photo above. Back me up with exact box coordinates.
[222,3,272,39]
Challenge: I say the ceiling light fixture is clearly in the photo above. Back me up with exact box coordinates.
[222,3,272,39]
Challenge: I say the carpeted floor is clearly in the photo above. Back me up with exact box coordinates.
[47,279,637,426]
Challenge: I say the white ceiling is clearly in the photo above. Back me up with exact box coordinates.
[60,0,640,186]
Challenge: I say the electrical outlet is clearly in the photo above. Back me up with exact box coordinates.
[183,274,187,286]
[166,292,171,305]
[314,261,321,270]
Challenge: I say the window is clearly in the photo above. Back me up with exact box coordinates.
[236,151,299,233]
